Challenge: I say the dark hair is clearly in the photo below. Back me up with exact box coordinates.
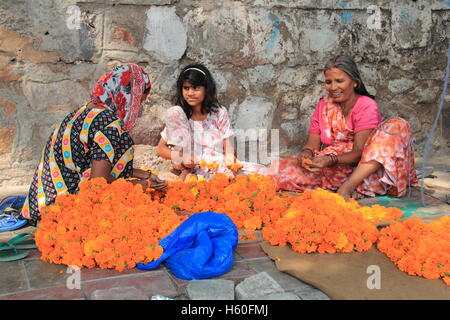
[176,64,221,119]
[324,55,375,100]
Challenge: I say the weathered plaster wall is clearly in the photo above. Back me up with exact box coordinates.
[0,0,449,186]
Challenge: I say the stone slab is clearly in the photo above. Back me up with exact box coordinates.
[90,286,148,300]
[186,279,235,300]
[250,292,301,300]
[424,172,450,191]
[81,272,179,299]
[235,271,284,300]
[0,285,85,300]
[0,261,29,295]
[292,286,331,300]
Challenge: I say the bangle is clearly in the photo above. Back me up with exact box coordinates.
[327,154,338,166]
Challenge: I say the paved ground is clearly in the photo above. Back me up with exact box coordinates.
[0,229,330,300]
[0,156,448,300]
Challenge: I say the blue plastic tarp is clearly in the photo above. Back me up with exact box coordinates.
[137,211,238,280]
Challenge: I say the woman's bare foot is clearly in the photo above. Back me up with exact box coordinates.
[337,183,353,201]
[337,184,365,201]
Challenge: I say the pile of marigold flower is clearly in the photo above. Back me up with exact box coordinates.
[35,178,187,271]
[262,188,380,253]
[377,216,450,286]
[35,173,411,274]
[162,173,293,229]
[163,173,402,227]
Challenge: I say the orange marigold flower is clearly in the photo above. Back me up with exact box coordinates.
[378,216,450,286]
[35,177,186,272]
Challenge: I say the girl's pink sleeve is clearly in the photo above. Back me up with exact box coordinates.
[216,107,234,140]
[161,106,191,148]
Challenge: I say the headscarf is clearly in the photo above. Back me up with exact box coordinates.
[90,63,151,132]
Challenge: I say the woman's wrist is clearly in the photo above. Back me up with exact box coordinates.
[301,147,315,157]
[327,154,338,166]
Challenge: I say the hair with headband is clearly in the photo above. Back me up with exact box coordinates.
[176,64,221,119]
[183,67,206,76]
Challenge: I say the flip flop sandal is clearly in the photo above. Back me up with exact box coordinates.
[0,195,26,211]
[0,245,29,262]
[0,233,36,250]
[0,214,28,232]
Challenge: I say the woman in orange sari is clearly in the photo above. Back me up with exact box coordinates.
[268,55,418,200]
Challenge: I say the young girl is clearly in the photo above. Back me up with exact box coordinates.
[157,64,265,181]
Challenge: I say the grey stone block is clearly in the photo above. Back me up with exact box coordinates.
[90,286,148,300]
[186,279,235,300]
[250,292,301,300]
[293,286,331,300]
[235,272,285,300]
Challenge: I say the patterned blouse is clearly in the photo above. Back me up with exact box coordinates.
[22,105,134,221]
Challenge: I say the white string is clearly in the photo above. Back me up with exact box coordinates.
[420,42,450,205]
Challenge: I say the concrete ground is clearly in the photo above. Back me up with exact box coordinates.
[0,155,448,300]
[0,229,331,300]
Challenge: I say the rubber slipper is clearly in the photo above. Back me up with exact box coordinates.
[0,214,28,232]
[0,233,36,250]
[0,196,26,211]
[0,247,29,262]
[12,240,37,250]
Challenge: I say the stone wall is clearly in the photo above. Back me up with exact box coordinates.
[0,0,449,187]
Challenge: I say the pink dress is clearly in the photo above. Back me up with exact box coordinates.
[267,95,418,197]
[160,106,266,179]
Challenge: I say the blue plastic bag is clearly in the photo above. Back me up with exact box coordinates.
[137,211,238,280]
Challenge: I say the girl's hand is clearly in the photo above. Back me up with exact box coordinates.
[224,153,236,167]
[224,154,243,172]
[182,155,197,169]
[172,152,196,169]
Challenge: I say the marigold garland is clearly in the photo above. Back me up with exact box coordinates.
[162,173,291,229]
[199,160,219,171]
[35,173,412,274]
[377,216,450,286]
[262,188,380,254]
[35,178,187,271]
[227,162,244,172]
